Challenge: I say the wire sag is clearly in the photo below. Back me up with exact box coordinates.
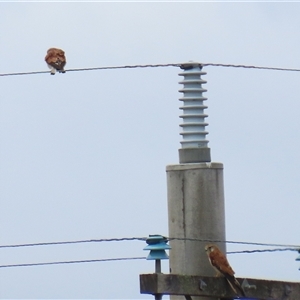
[0,257,146,268]
[1,62,300,77]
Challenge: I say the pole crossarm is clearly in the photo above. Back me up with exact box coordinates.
[140,273,300,299]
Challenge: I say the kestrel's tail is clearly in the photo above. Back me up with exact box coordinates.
[225,274,246,297]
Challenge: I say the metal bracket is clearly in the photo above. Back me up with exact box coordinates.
[242,279,257,290]
[282,284,292,299]
[199,279,207,291]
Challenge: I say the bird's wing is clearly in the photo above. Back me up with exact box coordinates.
[48,60,65,70]
[209,249,235,276]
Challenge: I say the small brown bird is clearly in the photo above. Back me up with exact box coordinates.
[45,48,66,75]
[205,244,245,297]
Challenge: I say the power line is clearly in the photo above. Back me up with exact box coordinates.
[0,256,146,269]
[0,70,48,77]
[67,63,180,73]
[1,62,300,77]
[0,248,298,269]
[0,236,299,250]
[0,237,146,249]
[168,237,300,249]
[227,247,299,254]
[202,62,300,72]
[0,63,179,77]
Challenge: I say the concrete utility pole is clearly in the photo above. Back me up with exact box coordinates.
[140,62,300,300]
[166,62,226,300]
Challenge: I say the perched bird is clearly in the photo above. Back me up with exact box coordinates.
[205,244,245,297]
[45,48,66,75]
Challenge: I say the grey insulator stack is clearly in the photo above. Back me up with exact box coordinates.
[178,63,211,163]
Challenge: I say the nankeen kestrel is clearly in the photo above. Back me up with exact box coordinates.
[205,244,245,297]
[45,48,66,75]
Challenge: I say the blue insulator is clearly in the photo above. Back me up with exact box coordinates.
[296,250,300,270]
[143,235,171,261]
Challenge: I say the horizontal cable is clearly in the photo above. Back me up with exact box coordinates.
[227,248,299,254]
[0,237,146,249]
[202,62,300,72]
[1,62,300,77]
[0,63,179,77]
[168,237,300,249]
[0,256,146,268]
[0,236,299,250]
[0,248,298,269]
[67,63,180,73]
[0,70,49,77]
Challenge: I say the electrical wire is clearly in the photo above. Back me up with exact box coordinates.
[0,237,146,249]
[227,248,299,254]
[1,62,300,77]
[0,238,298,269]
[0,63,179,77]
[202,62,300,72]
[0,248,298,269]
[0,256,146,269]
[0,236,299,250]
[67,63,180,72]
[168,237,300,249]
[0,70,49,77]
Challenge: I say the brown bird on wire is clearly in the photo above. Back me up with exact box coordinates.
[45,48,66,75]
[205,243,246,297]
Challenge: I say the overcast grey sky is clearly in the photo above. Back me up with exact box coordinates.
[1,2,300,299]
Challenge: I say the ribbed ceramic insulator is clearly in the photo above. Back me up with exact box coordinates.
[178,64,209,149]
